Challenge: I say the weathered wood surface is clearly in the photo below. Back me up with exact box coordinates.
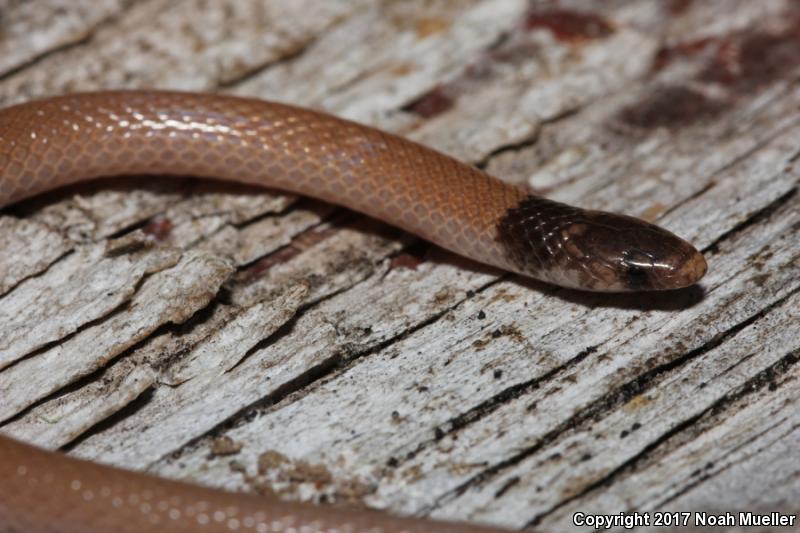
[1,1,798,531]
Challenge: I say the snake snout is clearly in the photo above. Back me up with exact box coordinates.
[553,211,707,292]
[580,212,707,292]
[618,243,707,291]
[663,246,707,289]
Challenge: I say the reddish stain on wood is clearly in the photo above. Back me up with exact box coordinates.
[238,228,336,284]
[463,57,497,80]
[489,41,542,66]
[667,0,694,15]
[652,37,715,72]
[697,39,742,85]
[620,86,727,129]
[404,86,455,118]
[523,9,614,41]
[701,27,800,91]
[389,253,423,271]
[655,20,800,89]
[404,10,615,119]
[142,217,173,241]
[238,245,300,283]
[623,16,800,129]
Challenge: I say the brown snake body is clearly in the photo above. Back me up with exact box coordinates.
[0,91,706,533]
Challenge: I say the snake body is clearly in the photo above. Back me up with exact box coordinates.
[0,91,707,533]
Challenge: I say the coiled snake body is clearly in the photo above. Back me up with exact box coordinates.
[0,91,706,533]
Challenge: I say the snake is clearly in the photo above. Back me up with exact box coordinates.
[0,91,707,533]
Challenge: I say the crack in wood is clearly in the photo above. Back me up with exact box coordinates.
[146,274,499,471]
[422,284,800,517]
[217,37,319,89]
[523,294,800,526]
[0,262,153,374]
[61,379,157,453]
[0,245,74,303]
[656,416,799,509]
[657,109,800,222]
[702,186,798,254]
[0,0,140,83]
[533,345,800,526]
[232,207,339,273]
[475,107,585,170]
[436,344,599,443]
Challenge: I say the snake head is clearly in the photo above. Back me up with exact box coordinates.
[497,196,707,292]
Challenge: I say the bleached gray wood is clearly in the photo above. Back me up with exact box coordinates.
[1,1,798,531]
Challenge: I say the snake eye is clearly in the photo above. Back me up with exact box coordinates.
[621,248,654,290]
[624,263,649,289]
